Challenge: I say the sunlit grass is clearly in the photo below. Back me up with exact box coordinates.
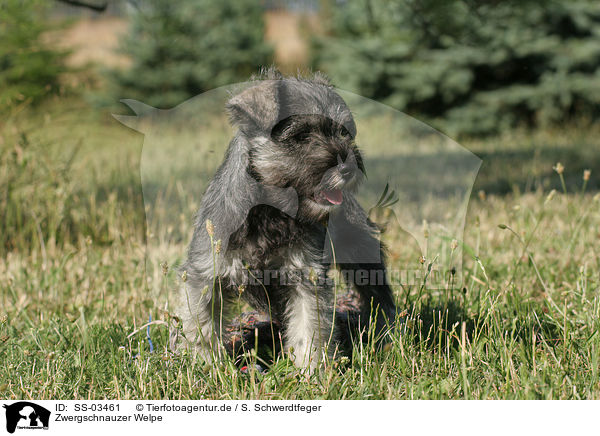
[0,100,599,399]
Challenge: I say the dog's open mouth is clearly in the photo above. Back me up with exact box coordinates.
[316,188,343,205]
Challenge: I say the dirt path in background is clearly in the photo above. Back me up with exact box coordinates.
[56,17,130,68]
[265,10,320,70]
[56,11,319,70]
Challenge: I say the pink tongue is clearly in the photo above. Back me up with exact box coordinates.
[323,189,343,205]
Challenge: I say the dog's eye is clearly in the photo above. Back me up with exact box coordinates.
[291,131,310,143]
[340,126,352,138]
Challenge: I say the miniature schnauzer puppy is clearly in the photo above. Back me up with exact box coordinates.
[172,69,396,370]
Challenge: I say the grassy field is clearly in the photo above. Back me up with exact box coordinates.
[1,97,599,400]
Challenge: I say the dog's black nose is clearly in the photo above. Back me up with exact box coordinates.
[338,162,354,180]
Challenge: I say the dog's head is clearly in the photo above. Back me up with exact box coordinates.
[227,70,365,222]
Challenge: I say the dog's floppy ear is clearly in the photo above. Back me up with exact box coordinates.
[226,80,280,134]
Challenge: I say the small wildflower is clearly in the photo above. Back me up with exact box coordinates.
[214,239,222,254]
[553,162,564,175]
[181,270,188,283]
[238,284,246,295]
[308,268,318,285]
[478,190,486,201]
[0,314,7,324]
[201,285,209,296]
[419,255,426,264]
[205,219,215,237]
[545,189,556,204]
[160,261,168,275]
[450,239,458,251]
[583,169,591,181]
[85,235,92,246]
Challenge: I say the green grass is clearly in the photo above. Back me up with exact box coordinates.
[1,98,599,399]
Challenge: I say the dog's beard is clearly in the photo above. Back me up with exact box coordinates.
[299,192,345,223]
[315,188,343,205]
[299,169,363,222]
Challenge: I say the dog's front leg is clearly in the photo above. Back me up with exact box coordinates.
[340,257,396,340]
[172,276,227,363]
[283,272,334,372]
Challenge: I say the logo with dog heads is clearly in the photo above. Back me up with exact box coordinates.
[3,402,50,433]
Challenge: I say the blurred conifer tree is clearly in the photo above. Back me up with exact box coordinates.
[313,0,600,136]
[110,0,273,108]
[0,0,69,111]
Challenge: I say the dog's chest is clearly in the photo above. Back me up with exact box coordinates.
[227,205,325,270]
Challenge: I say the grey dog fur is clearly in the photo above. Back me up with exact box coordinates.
[171,68,396,370]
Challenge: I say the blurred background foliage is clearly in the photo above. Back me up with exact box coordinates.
[0,0,70,111]
[107,0,273,108]
[1,0,599,136]
[312,0,600,136]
